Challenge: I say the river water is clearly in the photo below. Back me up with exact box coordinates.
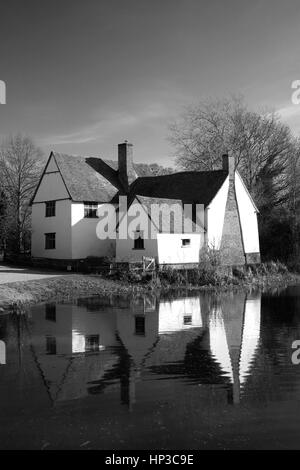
[0,286,300,449]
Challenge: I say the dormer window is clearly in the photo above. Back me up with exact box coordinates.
[84,202,98,218]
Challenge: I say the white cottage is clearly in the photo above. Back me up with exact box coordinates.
[31,142,260,267]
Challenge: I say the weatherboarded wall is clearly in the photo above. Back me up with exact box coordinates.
[31,199,72,259]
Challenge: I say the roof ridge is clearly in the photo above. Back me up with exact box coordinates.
[53,151,104,160]
[135,169,227,179]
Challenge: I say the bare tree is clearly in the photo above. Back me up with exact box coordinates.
[286,140,300,257]
[0,134,43,254]
[169,96,293,208]
[169,96,300,262]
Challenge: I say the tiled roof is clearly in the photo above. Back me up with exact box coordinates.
[50,153,173,202]
[35,152,228,206]
[53,153,121,202]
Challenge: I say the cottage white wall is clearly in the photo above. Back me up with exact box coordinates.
[116,233,204,265]
[34,172,69,202]
[235,172,260,253]
[32,155,116,260]
[71,203,116,259]
[116,235,158,262]
[157,233,203,265]
[206,176,229,249]
[115,199,158,262]
[31,199,72,259]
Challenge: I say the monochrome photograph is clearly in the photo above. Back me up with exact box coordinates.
[0,0,300,457]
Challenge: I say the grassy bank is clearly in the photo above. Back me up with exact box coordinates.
[0,274,135,311]
[154,261,300,290]
[0,261,299,311]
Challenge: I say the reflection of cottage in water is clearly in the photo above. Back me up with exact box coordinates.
[29,301,120,402]
[144,292,261,405]
[10,292,261,407]
[209,292,261,403]
[159,297,202,333]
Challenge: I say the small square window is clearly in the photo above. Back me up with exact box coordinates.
[182,239,191,247]
[45,201,56,217]
[85,334,100,352]
[183,315,192,325]
[133,231,144,250]
[45,233,56,250]
[84,202,98,218]
[46,336,57,355]
[135,315,145,336]
[45,303,56,322]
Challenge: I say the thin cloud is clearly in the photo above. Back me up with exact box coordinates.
[39,103,169,146]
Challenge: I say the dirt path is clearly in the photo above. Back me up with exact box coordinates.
[0,264,64,285]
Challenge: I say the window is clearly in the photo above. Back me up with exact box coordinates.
[46,336,57,355]
[45,233,56,250]
[135,315,145,336]
[133,231,144,250]
[45,303,56,322]
[181,238,191,247]
[144,296,156,312]
[183,315,192,325]
[85,335,100,352]
[84,202,98,218]
[45,201,56,217]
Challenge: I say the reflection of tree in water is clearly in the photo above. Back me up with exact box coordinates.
[10,307,29,365]
[87,341,131,400]
[146,331,228,385]
[260,293,300,367]
[242,290,300,403]
[87,332,160,407]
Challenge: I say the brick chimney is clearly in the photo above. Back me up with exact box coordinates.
[222,153,235,180]
[118,141,137,191]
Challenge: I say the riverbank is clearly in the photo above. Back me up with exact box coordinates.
[0,264,299,311]
[0,274,135,311]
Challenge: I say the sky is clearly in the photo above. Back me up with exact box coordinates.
[1,0,300,166]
